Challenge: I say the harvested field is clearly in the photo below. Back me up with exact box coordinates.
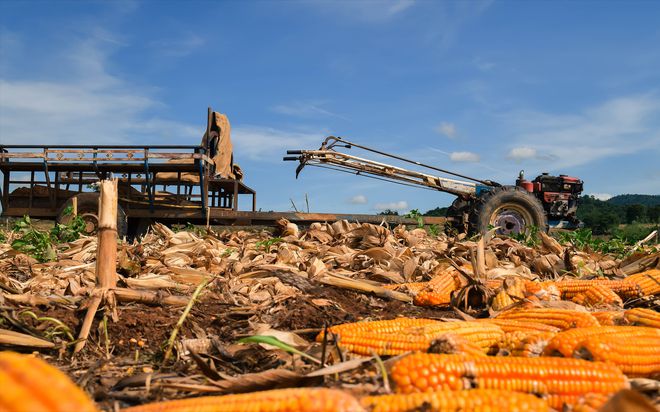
[1,217,659,411]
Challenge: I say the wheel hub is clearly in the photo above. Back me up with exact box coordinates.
[80,213,99,235]
[492,210,526,235]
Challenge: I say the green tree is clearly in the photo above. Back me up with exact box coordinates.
[424,206,449,216]
[648,205,660,223]
[625,204,647,223]
[581,210,620,235]
[377,209,399,216]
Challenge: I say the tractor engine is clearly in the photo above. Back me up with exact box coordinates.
[516,172,583,227]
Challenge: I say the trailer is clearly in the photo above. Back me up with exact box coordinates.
[0,109,443,236]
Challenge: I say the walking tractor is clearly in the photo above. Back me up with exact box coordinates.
[284,136,584,235]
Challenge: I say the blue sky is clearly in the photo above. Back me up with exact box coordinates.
[1,0,659,214]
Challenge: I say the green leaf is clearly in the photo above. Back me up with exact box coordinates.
[238,335,320,364]
[11,239,27,248]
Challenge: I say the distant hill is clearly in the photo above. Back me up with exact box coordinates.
[607,194,660,207]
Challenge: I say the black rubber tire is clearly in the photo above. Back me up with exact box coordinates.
[445,197,472,234]
[127,218,153,241]
[469,186,547,235]
[56,193,128,238]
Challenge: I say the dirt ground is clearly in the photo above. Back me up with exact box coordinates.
[2,219,659,411]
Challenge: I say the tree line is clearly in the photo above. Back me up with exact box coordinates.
[576,195,659,236]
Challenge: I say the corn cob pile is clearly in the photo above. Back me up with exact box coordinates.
[121,388,364,412]
[390,353,628,409]
[625,307,660,328]
[316,318,504,355]
[360,389,550,412]
[494,307,601,329]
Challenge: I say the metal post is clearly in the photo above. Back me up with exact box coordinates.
[233,180,238,211]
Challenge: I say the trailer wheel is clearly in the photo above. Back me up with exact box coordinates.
[56,193,128,238]
[469,186,547,236]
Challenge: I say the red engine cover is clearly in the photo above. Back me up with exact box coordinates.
[520,181,534,192]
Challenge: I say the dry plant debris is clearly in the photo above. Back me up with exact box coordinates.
[0,219,659,411]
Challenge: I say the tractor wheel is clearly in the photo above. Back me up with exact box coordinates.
[445,197,472,234]
[56,193,128,238]
[469,186,547,236]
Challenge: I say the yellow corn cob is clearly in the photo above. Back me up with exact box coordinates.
[524,280,561,301]
[574,333,660,377]
[479,318,560,334]
[122,388,363,412]
[0,351,98,412]
[541,279,641,299]
[413,290,452,306]
[413,272,462,307]
[523,281,561,301]
[426,334,486,357]
[542,326,660,357]
[626,269,660,296]
[486,279,504,289]
[360,389,550,412]
[496,331,556,357]
[490,290,515,311]
[502,277,527,299]
[427,271,463,289]
[317,318,439,339]
[318,319,504,355]
[383,282,428,294]
[591,311,626,326]
[495,308,600,330]
[385,271,462,306]
[523,280,544,295]
[624,308,660,328]
[390,353,628,409]
[583,284,623,306]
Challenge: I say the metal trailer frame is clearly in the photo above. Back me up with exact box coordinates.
[0,143,256,225]
[0,144,444,228]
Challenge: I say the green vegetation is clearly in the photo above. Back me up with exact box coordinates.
[578,195,660,238]
[555,228,633,256]
[405,209,424,228]
[255,237,283,251]
[10,212,86,262]
[405,209,442,236]
[510,225,541,248]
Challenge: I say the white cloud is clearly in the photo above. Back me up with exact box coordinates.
[507,147,536,160]
[434,121,456,138]
[374,200,409,211]
[232,126,321,161]
[589,193,613,201]
[450,151,480,162]
[271,100,343,119]
[349,195,368,204]
[309,0,416,23]
[473,56,495,72]
[149,33,205,57]
[503,95,660,170]
[0,29,200,146]
[426,1,494,49]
